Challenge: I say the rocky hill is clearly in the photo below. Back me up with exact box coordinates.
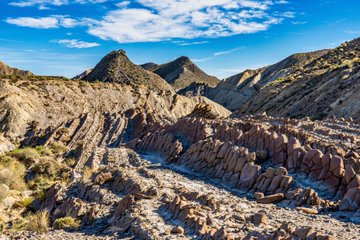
[144,56,219,91]
[0,44,359,240]
[78,50,173,92]
[140,62,159,71]
[206,38,360,121]
[0,61,33,76]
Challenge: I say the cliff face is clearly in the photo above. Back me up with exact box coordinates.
[0,77,230,153]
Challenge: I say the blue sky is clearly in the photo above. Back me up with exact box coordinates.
[0,0,359,78]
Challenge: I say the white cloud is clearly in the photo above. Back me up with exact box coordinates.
[6,17,60,29]
[214,47,244,56]
[193,46,245,62]
[274,11,295,18]
[6,0,292,43]
[5,15,84,29]
[88,0,284,43]
[172,41,209,46]
[193,57,213,63]
[116,1,131,8]
[9,0,107,8]
[292,21,307,25]
[275,0,288,4]
[54,39,100,48]
[345,30,360,34]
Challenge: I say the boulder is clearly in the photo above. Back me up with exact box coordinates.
[294,226,314,239]
[171,226,184,234]
[252,212,267,226]
[329,155,344,177]
[238,162,261,188]
[256,193,284,204]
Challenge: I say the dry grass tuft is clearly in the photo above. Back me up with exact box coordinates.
[82,166,94,183]
[0,156,27,191]
[26,210,49,233]
[53,217,80,230]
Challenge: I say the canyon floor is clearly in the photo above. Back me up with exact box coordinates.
[5,146,360,240]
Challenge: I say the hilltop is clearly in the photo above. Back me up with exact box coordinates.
[77,50,173,92]
[0,61,33,76]
[143,56,219,91]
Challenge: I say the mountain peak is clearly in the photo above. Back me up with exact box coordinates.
[117,49,126,55]
[79,50,173,92]
[147,56,219,91]
[176,56,191,63]
[0,61,33,76]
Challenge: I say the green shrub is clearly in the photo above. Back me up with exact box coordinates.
[10,148,39,166]
[48,143,67,155]
[34,146,53,156]
[53,217,80,230]
[27,175,55,191]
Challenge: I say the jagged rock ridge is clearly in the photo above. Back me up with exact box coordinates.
[145,56,219,91]
[206,38,360,121]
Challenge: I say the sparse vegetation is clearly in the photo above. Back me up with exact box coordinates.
[13,197,34,210]
[0,155,27,191]
[10,148,40,166]
[53,217,80,230]
[82,166,94,183]
[64,157,76,167]
[25,210,50,233]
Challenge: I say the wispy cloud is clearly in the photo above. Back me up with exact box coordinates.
[0,46,97,77]
[274,0,289,4]
[115,1,131,8]
[329,40,347,46]
[274,11,295,18]
[54,39,100,48]
[345,30,360,34]
[292,21,307,25]
[9,0,108,8]
[214,47,245,56]
[5,15,82,29]
[193,46,245,63]
[172,40,209,46]
[192,57,213,63]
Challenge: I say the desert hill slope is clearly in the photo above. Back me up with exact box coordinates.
[143,56,219,91]
[206,38,360,120]
[140,62,159,71]
[0,61,33,76]
[0,44,359,240]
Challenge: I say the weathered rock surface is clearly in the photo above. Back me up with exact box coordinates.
[143,56,219,92]
[204,38,360,121]
[0,44,359,239]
